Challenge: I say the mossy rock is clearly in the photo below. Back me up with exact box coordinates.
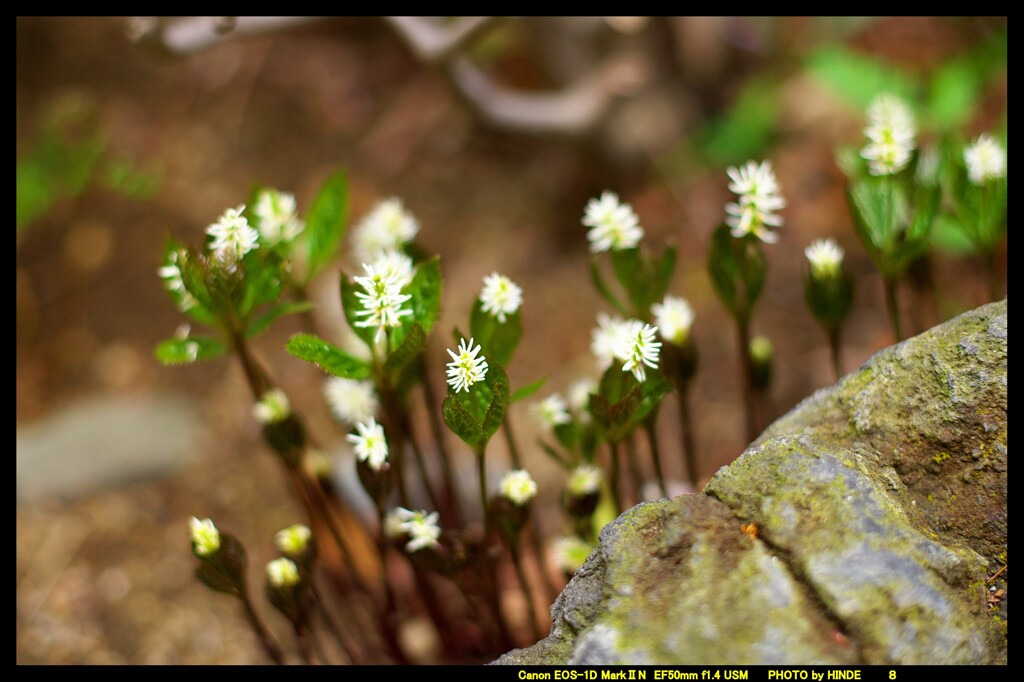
[494,300,1006,665]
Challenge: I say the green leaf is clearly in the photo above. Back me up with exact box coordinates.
[303,170,349,281]
[441,360,508,450]
[805,46,914,111]
[470,300,522,367]
[285,333,372,379]
[610,246,677,316]
[392,256,442,349]
[385,322,426,373]
[510,376,548,403]
[247,301,314,339]
[695,78,780,167]
[706,224,765,320]
[929,214,978,256]
[154,335,226,365]
[442,393,485,450]
[538,440,571,468]
[927,60,979,131]
[177,247,217,314]
[588,256,627,315]
[340,273,377,350]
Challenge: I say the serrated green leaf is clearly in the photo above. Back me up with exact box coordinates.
[303,170,349,281]
[177,247,217,313]
[442,393,485,450]
[154,335,226,365]
[480,362,509,440]
[285,333,372,379]
[392,257,442,349]
[929,214,977,256]
[340,274,377,349]
[385,322,426,373]
[237,249,285,318]
[246,300,313,339]
[510,376,548,403]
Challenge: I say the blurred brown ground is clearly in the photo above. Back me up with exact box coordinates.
[16,17,1005,664]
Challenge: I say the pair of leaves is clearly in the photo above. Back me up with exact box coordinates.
[590,245,677,318]
[442,361,509,452]
[706,224,766,322]
[845,173,940,278]
[469,299,522,367]
[341,257,442,354]
[588,365,670,443]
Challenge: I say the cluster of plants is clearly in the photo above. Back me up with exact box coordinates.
[158,92,1005,663]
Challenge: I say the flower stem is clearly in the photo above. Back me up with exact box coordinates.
[419,356,463,526]
[509,541,544,643]
[675,383,699,489]
[736,316,759,443]
[609,440,622,515]
[240,591,285,664]
[477,446,490,531]
[828,327,843,382]
[644,418,668,499]
[310,577,365,664]
[883,275,904,342]
[625,431,643,504]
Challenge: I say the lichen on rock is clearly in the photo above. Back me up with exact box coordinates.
[493,300,1006,665]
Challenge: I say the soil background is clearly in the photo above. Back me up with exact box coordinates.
[15,17,1006,664]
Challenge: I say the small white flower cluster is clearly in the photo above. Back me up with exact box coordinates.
[352,261,413,343]
[445,337,489,393]
[582,191,644,252]
[651,295,695,347]
[591,313,662,382]
[189,516,221,557]
[253,189,304,247]
[964,133,1007,186]
[804,238,845,280]
[266,557,300,588]
[347,417,389,471]
[860,94,916,176]
[385,507,442,553]
[275,524,312,555]
[567,379,596,421]
[533,393,571,431]
[253,388,291,424]
[323,377,379,426]
[725,160,786,244]
[500,469,538,506]
[207,205,260,264]
[479,272,523,323]
[352,198,420,263]
[567,464,602,497]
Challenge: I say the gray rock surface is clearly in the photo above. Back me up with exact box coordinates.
[495,299,1007,665]
[17,392,203,501]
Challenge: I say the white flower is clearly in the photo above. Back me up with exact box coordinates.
[500,469,538,506]
[346,417,389,471]
[352,262,413,343]
[157,251,199,312]
[725,160,786,244]
[371,250,415,288]
[189,517,220,557]
[445,337,488,393]
[582,191,644,252]
[266,557,300,588]
[553,536,592,574]
[206,205,259,263]
[253,189,304,246]
[323,377,379,426]
[964,134,1006,185]
[651,295,695,346]
[275,524,312,555]
[478,272,523,323]
[591,313,631,370]
[567,464,602,497]
[386,508,441,553]
[352,197,420,263]
[860,94,916,176]
[805,239,845,280]
[568,379,596,417]
[619,322,661,383]
[533,393,571,431]
[253,388,291,424]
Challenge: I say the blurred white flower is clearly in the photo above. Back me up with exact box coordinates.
[266,557,300,587]
[275,524,312,555]
[567,464,602,497]
[347,417,389,471]
[324,377,379,426]
[860,94,916,176]
[253,189,304,246]
[533,393,571,431]
[189,517,220,557]
[964,133,1006,185]
[725,160,785,243]
[352,198,419,262]
[804,238,845,280]
[500,469,538,506]
[651,295,695,346]
[253,388,291,424]
[582,191,644,252]
[479,272,524,323]
[207,205,259,263]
